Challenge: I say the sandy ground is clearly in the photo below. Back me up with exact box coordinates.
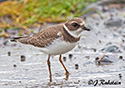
[0,0,125,88]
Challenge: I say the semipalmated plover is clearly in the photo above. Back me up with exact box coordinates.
[10,18,90,82]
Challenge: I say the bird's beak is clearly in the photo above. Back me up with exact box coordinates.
[82,26,90,31]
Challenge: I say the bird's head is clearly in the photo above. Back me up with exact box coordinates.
[63,18,90,38]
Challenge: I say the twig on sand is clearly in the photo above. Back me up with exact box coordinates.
[98,54,105,64]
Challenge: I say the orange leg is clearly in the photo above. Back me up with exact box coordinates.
[59,55,70,80]
[47,55,52,82]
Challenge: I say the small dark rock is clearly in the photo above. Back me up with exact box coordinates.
[55,73,62,77]
[102,6,108,12]
[118,73,122,79]
[119,56,123,59]
[113,34,119,37]
[122,35,125,38]
[85,56,90,59]
[20,55,26,62]
[83,16,86,20]
[95,57,99,60]
[75,64,79,70]
[99,40,101,43]
[13,64,17,67]
[69,54,73,59]
[19,81,21,83]
[63,57,66,61]
[78,80,80,82]
[96,22,99,25]
[74,81,79,84]
[8,51,11,56]
[78,45,82,49]
[122,39,125,42]
[104,35,107,38]
[93,48,96,52]
[11,44,17,47]
[3,40,8,46]
[106,42,112,46]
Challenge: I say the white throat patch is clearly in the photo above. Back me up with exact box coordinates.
[63,24,82,38]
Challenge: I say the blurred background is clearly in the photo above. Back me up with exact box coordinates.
[0,0,125,88]
[0,0,98,37]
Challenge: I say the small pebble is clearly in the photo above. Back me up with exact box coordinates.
[11,44,17,47]
[69,54,73,59]
[13,64,17,67]
[118,73,122,79]
[75,64,79,69]
[19,81,21,83]
[3,41,8,46]
[78,45,82,49]
[83,16,86,20]
[119,56,123,59]
[104,35,107,38]
[95,57,99,60]
[122,35,125,38]
[8,51,11,56]
[102,6,108,12]
[99,40,101,43]
[78,80,80,82]
[106,42,112,46]
[96,22,99,25]
[74,81,79,84]
[93,49,96,52]
[20,55,25,62]
[122,39,124,42]
[85,56,90,59]
[63,57,66,61]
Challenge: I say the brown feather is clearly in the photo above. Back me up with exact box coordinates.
[10,36,30,44]
[11,23,80,48]
[27,24,63,47]
[27,23,80,47]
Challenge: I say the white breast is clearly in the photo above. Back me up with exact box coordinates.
[38,38,77,55]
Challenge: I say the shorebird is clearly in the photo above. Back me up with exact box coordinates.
[10,18,90,82]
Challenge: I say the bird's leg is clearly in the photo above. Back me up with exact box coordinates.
[47,55,52,82]
[59,55,70,80]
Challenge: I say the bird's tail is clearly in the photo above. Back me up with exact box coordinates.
[10,36,30,44]
[10,36,23,42]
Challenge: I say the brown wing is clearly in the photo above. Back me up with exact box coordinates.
[27,24,63,47]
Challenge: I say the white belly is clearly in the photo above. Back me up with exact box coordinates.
[37,38,77,55]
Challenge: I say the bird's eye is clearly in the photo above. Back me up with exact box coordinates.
[72,23,79,28]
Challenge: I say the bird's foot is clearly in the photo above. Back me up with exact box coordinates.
[65,71,70,75]
[65,71,70,80]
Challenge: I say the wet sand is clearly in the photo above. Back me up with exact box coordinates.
[0,0,125,87]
